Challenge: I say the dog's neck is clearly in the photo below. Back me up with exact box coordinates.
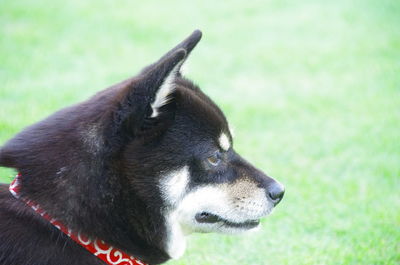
[9,174,148,265]
[0,115,182,264]
[16,170,172,265]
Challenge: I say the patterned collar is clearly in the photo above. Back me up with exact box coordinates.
[9,174,147,265]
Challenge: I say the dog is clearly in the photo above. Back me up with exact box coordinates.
[0,30,284,265]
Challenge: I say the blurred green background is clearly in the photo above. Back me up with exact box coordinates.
[1,0,399,264]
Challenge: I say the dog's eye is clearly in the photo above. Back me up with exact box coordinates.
[207,153,221,166]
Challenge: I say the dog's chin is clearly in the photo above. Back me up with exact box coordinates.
[195,220,261,234]
[218,219,261,234]
[184,212,263,234]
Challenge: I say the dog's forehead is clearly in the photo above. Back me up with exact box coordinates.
[174,82,232,146]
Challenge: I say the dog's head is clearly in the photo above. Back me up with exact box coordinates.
[0,30,284,262]
[113,30,285,257]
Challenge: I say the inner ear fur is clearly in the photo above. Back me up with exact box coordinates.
[109,30,202,142]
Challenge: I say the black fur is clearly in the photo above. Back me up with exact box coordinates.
[0,30,282,265]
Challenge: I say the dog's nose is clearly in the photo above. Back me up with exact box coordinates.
[267,182,285,205]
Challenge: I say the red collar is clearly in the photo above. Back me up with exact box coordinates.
[9,174,147,265]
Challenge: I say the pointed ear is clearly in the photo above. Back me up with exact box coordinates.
[156,29,202,71]
[111,30,202,139]
[146,30,202,117]
[143,30,202,117]
[141,29,202,76]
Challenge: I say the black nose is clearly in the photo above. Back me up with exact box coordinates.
[268,182,285,205]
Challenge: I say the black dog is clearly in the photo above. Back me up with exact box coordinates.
[0,30,284,265]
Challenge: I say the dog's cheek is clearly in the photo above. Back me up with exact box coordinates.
[174,186,231,231]
[158,165,190,207]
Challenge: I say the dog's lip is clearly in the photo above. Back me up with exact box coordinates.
[195,212,260,229]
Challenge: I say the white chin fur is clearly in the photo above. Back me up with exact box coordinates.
[175,185,273,234]
[159,168,273,258]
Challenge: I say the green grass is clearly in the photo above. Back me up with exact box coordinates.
[1,0,399,264]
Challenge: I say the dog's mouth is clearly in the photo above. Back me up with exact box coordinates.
[195,212,260,229]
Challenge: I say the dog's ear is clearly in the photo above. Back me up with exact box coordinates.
[141,29,202,78]
[110,30,202,141]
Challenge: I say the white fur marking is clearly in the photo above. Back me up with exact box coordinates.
[160,166,190,259]
[159,166,189,206]
[165,211,187,259]
[177,186,230,233]
[150,62,183,118]
[175,182,273,234]
[179,61,189,76]
[219,133,231,151]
